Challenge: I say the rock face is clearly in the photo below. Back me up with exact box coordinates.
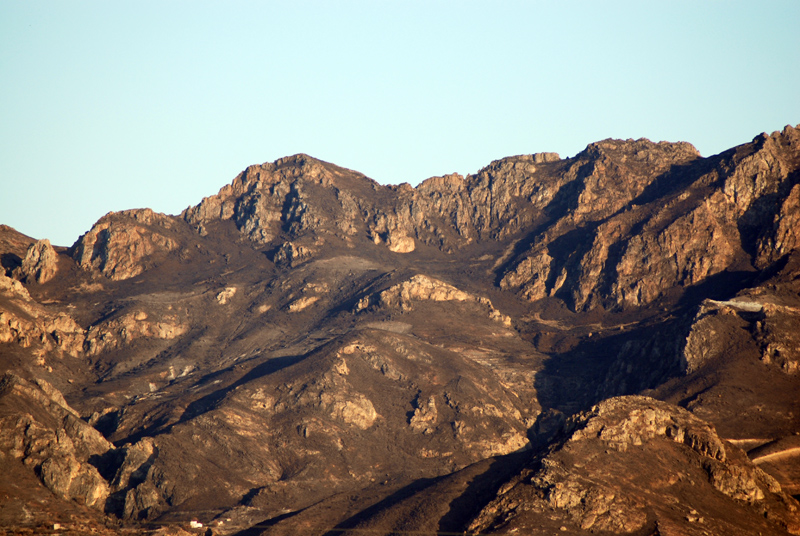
[355,274,511,326]
[84,310,189,357]
[325,397,799,536]
[71,209,180,281]
[17,239,59,284]
[0,272,85,362]
[0,374,112,509]
[496,127,800,311]
[183,155,354,244]
[0,126,799,535]
[464,396,798,536]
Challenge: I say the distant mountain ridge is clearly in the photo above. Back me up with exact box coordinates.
[1,125,799,535]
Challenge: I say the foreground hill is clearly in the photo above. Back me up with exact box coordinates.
[0,125,799,535]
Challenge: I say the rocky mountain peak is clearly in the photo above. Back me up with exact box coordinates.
[70,208,180,281]
[56,125,800,318]
[2,127,799,535]
[580,136,700,160]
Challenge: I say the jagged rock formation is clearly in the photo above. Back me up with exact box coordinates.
[84,309,189,357]
[1,125,799,535]
[0,374,112,509]
[464,396,799,536]
[16,239,59,284]
[76,127,798,316]
[500,126,800,311]
[288,397,799,536]
[0,272,85,363]
[71,209,181,281]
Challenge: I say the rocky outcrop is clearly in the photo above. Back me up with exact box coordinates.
[609,198,741,308]
[1,127,799,534]
[272,240,315,266]
[0,273,85,361]
[467,396,799,536]
[677,252,800,376]
[681,304,735,374]
[755,302,800,374]
[0,271,31,302]
[71,209,179,281]
[386,232,415,253]
[183,155,358,245]
[355,274,511,326]
[216,286,237,305]
[362,274,473,311]
[101,437,162,519]
[499,250,554,298]
[0,374,113,509]
[499,126,799,311]
[287,295,320,312]
[0,307,85,361]
[84,309,189,356]
[565,396,727,460]
[16,239,59,284]
[758,182,800,267]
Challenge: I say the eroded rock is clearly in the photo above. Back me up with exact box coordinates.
[85,310,188,356]
[17,239,59,284]
[0,375,112,509]
[71,209,179,281]
[0,274,85,360]
[467,396,799,536]
[356,274,511,326]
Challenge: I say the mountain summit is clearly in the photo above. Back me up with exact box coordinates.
[1,126,799,535]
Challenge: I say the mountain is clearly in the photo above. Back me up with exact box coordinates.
[1,125,799,535]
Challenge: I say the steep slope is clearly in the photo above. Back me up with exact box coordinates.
[468,396,799,536]
[324,397,798,536]
[0,125,798,535]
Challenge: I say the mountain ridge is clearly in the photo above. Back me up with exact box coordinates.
[1,125,799,535]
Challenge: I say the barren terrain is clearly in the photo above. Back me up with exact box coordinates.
[1,125,799,535]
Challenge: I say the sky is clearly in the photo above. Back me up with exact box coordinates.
[1,1,799,247]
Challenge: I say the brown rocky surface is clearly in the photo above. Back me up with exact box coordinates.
[285,397,798,536]
[1,125,799,535]
[0,374,111,523]
[16,239,59,284]
[463,396,799,536]
[71,209,182,281]
[0,271,85,366]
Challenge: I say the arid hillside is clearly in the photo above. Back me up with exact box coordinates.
[1,125,799,535]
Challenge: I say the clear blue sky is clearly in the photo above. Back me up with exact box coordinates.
[1,1,798,247]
